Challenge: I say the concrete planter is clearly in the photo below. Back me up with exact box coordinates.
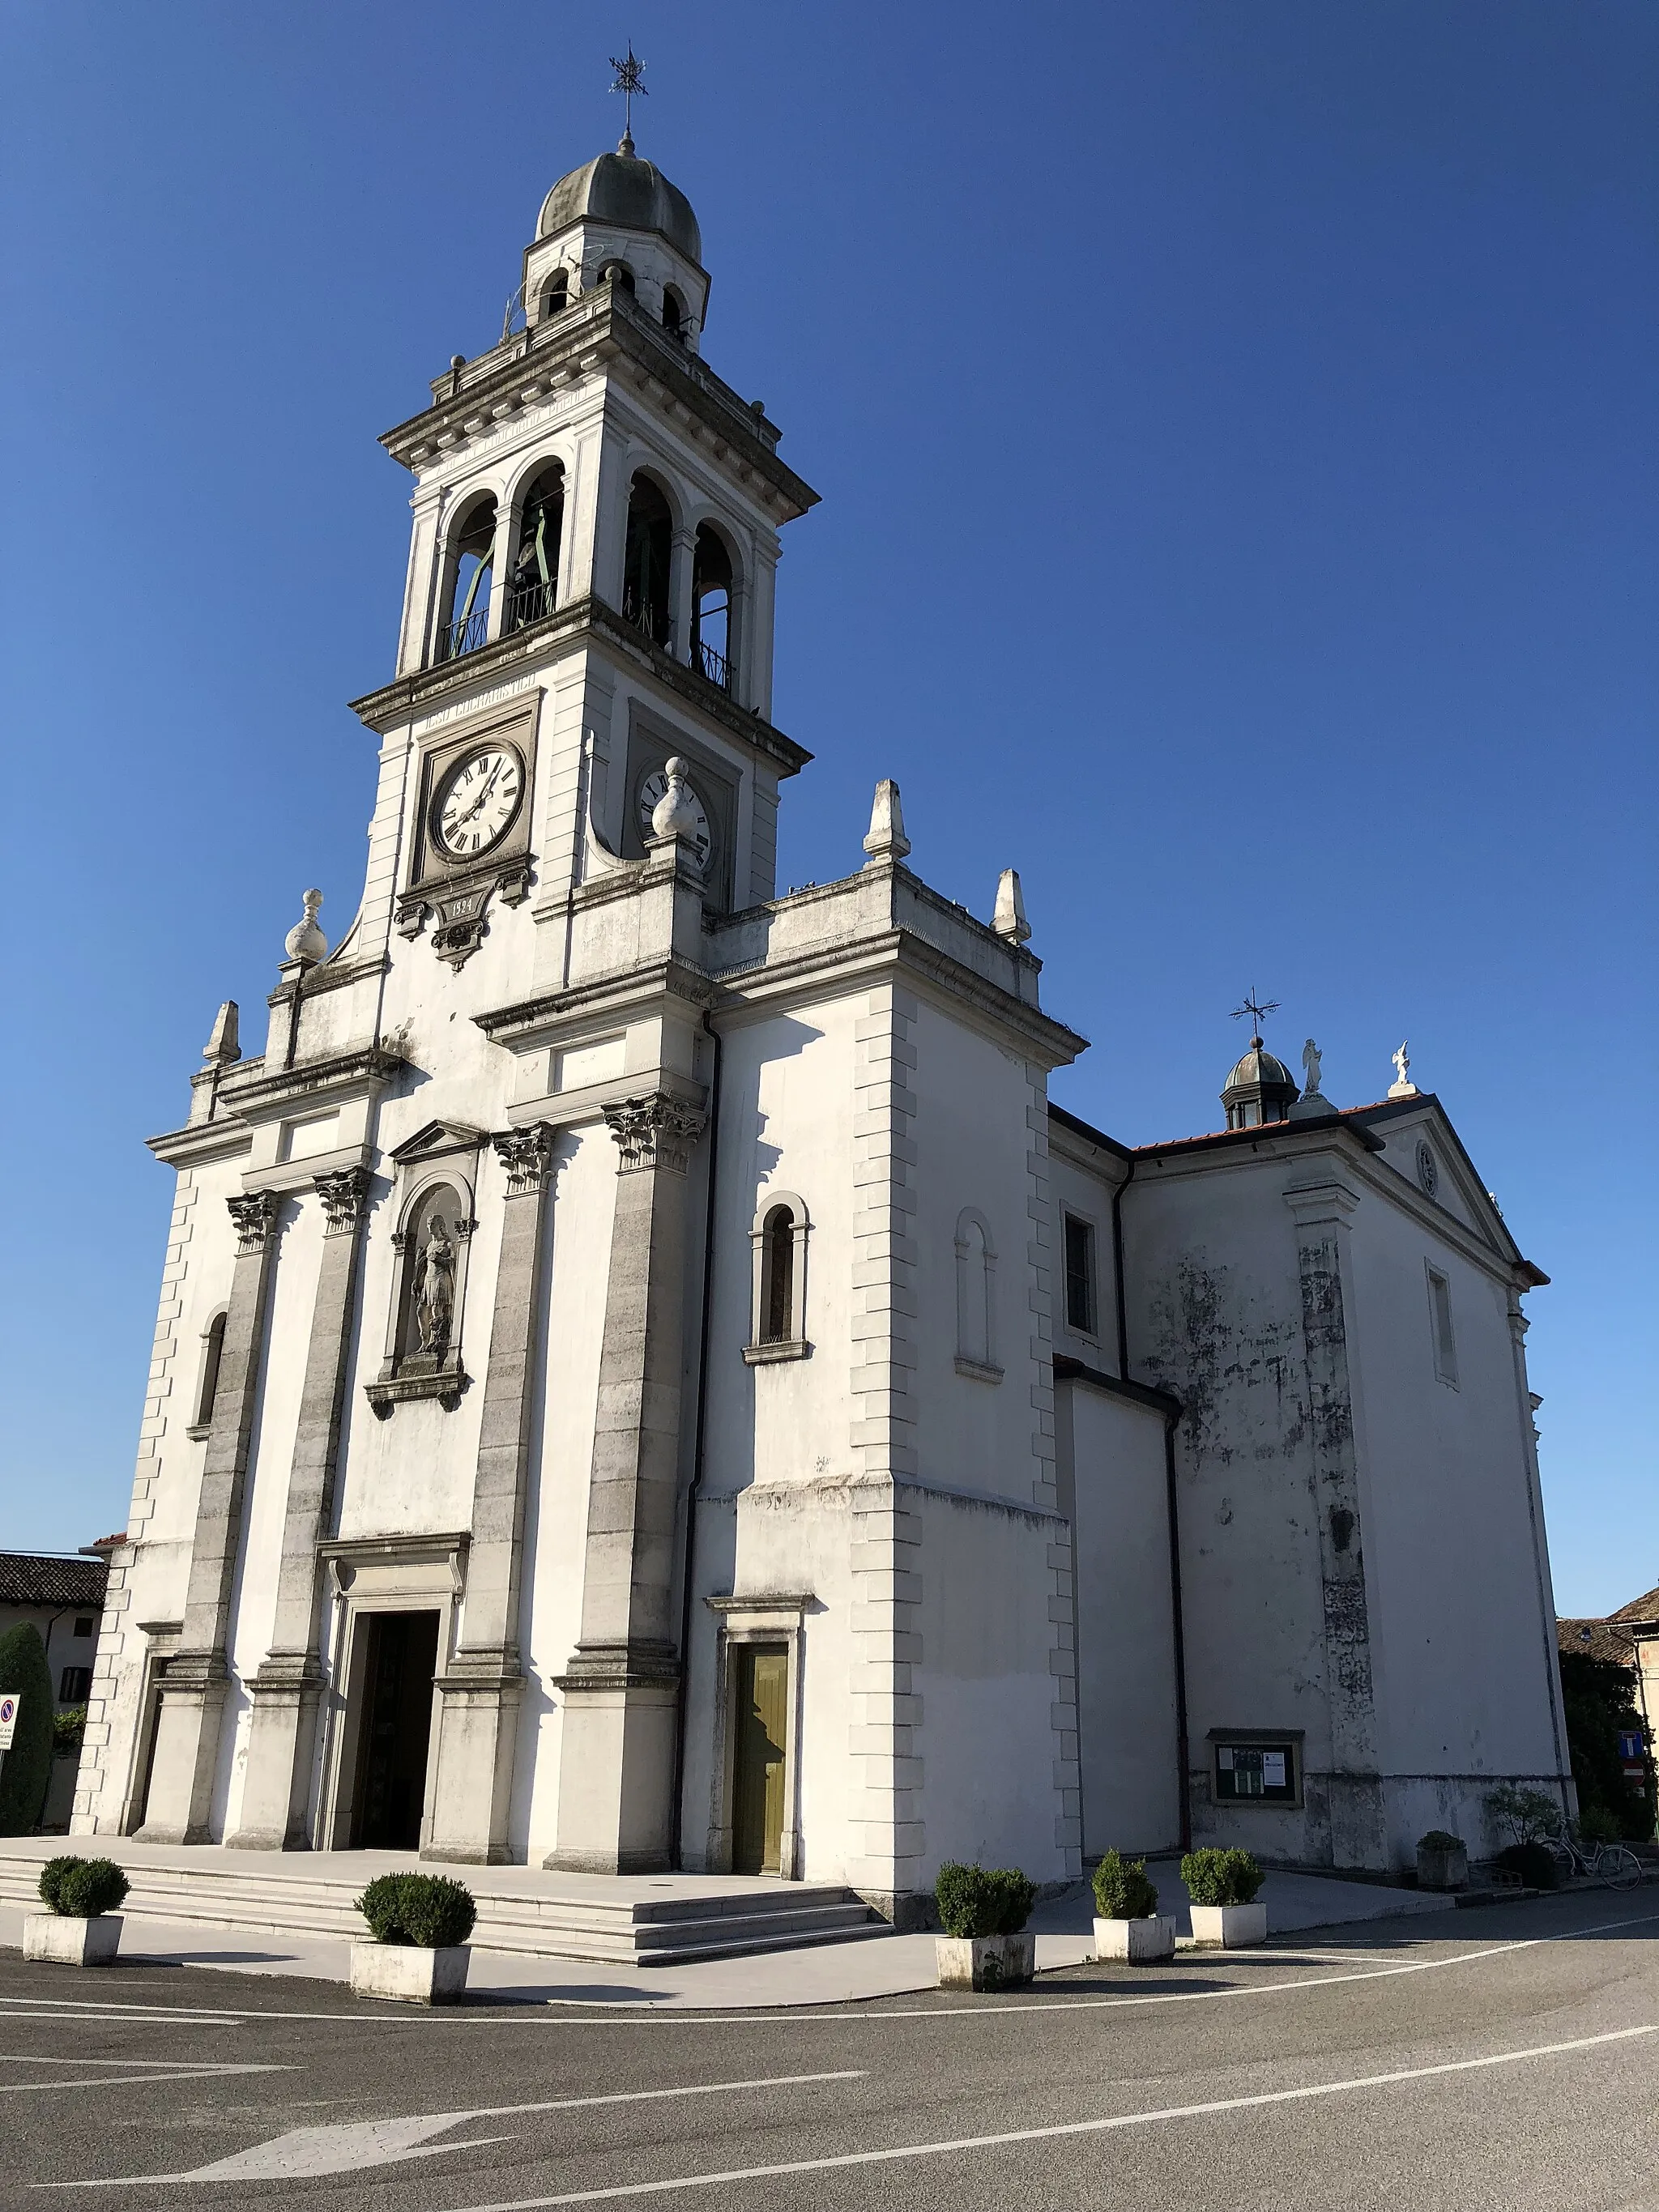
[349,1941,471,2005]
[935,1931,1036,1991]
[23,1914,123,1967]
[1188,1901,1268,1948]
[1093,1914,1177,1964]
[1416,1841,1469,1891]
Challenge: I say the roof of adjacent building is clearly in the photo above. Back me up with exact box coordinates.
[537,147,702,264]
[1559,1616,1639,1666]
[0,1552,108,1610]
[1607,1586,1659,1631]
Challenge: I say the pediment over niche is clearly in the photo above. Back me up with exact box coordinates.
[389,1119,488,1166]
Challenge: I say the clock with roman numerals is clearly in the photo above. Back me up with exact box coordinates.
[432,745,523,862]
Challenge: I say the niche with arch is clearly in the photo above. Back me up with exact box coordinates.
[622,473,673,647]
[186,1308,228,1438]
[366,1135,481,1413]
[953,1208,1002,1382]
[505,463,565,633]
[743,1191,811,1364]
[436,495,496,663]
[691,523,736,693]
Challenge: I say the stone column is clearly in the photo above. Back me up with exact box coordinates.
[226,1168,369,1851]
[137,1189,282,1844]
[669,527,696,663]
[1284,1180,1387,1872]
[425,1125,555,1863]
[547,1092,706,1873]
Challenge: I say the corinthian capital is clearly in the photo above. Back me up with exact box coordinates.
[226,1190,280,1255]
[313,1166,369,1237]
[493,1123,555,1198]
[603,1093,708,1176]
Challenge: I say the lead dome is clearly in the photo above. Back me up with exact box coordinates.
[537,145,702,264]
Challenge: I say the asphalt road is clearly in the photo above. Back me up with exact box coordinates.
[4,1889,1658,2212]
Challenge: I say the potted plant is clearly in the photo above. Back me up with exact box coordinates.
[1181,1848,1267,1946]
[1415,1829,1469,1890]
[351,1873,476,2004]
[1091,1850,1176,1963]
[24,1855,130,1967]
[933,1863,1037,1990]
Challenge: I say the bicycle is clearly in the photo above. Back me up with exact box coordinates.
[1541,1829,1644,1890]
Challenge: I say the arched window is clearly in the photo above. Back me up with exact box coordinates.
[662,286,687,340]
[691,524,734,691]
[539,269,569,322]
[954,1210,1001,1381]
[438,497,495,663]
[744,1194,810,1363]
[622,474,673,647]
[395,1182,467,1369]
[190,1310,228,1434]
[599,259,636,295]
[505,464,564,633]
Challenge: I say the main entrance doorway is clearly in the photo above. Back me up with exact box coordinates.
[350,1610,439,1850]
[731,1643,788,1874]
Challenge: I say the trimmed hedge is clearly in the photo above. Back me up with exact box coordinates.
[38,1856,130,1918]
[1092,1851,1158,1921]
[1498,1841,1560,1890]
[933,1863,1036,1939]
[1180,1848,1264,1907]
[355,1873,477,1948]
[1418,1830,1462,1852]
[0,1624,54,1836]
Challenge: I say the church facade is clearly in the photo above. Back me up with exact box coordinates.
[75,138,1572,1914]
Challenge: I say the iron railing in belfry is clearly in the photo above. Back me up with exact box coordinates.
[505,578,557,633]
[437,603,489,663]
[694,637,730,691]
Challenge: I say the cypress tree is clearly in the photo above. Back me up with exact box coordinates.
[0,1623,56,1835]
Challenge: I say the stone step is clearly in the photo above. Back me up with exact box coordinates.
[0,1856,888,1967]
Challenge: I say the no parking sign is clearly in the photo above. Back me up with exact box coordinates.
[0,1694,19,1750]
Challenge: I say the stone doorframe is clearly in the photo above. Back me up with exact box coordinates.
[703,1592,814,1880]
[119,1622,181,1837]
[314,1532,470,1853]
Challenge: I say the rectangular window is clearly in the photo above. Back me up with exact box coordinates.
[1427,1264,1458,1385]
[1064,1214,1096,1336]
[58,1667,92,1704]
[73,1616,95,1640]
[1214,1738,1299,1805]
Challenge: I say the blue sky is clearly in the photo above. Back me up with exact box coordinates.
[1,2,1653,1611]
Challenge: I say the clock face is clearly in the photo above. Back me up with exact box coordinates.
[638,768,713,873]
[433,746,523,862]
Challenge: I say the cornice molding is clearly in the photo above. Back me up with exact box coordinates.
[473,955,717,1051]
[216,1044,406,1120]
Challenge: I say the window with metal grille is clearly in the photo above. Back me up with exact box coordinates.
[59,1667,92,1704]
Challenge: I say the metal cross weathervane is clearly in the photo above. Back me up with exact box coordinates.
[610,44,646,147]
[1230,988,1280,1046]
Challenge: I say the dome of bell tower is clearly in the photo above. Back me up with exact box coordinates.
[537,143,702,265]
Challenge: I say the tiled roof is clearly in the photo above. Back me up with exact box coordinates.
[1558,1617,1639,1666]
[1606,1586,1659,1629]
[0,1553,109,1609]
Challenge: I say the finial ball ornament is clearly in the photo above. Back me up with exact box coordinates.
[284,887,327,966]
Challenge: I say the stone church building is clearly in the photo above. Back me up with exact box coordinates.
[74,134,1572,1916]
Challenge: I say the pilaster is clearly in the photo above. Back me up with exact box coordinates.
[1283,1178,1386,1870]
[226,1167,370,1851]
[138,1187,283,1844]
[547,1090,706,1873]
[1026,1061,1080,1872]
[425,1125,556,1864]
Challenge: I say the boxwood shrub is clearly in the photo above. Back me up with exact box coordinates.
[1180,1848,1264,1907]
[38,1856,130,1918]
[355,1872,477,1948]
[1091,1851,1158,1921]
[1417,1830,1463,1852]
[1497,1841,1560,1890]
[933,1863,1035,1939]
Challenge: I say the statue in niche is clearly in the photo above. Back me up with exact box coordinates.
[411,1217,456,1357]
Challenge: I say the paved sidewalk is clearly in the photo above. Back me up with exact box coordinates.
[0,1859,1452,2009]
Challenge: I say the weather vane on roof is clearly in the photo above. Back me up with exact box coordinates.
[610,42,646,151]
[1230,987,1280,1047]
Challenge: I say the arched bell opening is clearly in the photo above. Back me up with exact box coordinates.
[662,284,689,342]
[437,495,496,663]
[691,522,735,692]
[622,473,673,647]
[538,268,569,322]
[505,465,565,633]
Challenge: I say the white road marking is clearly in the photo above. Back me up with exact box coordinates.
[38,2071,866,2189]
[1,2065,284,2093]
[4,1908,1654,2031]
[438,2025,1659,2210]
